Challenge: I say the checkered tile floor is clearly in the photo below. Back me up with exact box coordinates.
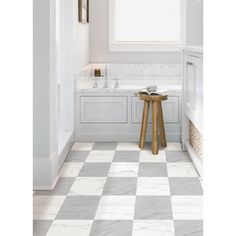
[33,142,203,236]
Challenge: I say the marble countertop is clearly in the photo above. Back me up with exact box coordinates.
[77,85,182,95]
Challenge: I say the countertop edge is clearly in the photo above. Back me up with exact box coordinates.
[179,45,203,53]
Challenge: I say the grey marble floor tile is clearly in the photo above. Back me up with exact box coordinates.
[65,151,89,162]
[143,142,152,150]
[113,151,140,162]
[93,142,118,150]
[169,178,203,195]
[56,196,100,220]
[135,196,173,219]
[175,220,203,236]
[89,220,133,236]
[103,177,137,195]
[166,151,191,162]
[35,178,75,196]
[33,220,52,236]
[139,163,168,177]
[78,163,111,177]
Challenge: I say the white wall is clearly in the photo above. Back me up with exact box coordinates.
[89,0,181,63]
[73,0,90,72]
[186,0,203,46]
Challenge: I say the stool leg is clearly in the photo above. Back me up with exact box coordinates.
[139,101,150,149]
[152,101,158,155]
[158,102,167,147]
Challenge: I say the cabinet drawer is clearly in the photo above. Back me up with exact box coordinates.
[80,96,128,123]
[131,96,179,123]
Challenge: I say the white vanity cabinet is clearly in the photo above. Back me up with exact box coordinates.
[76,90,181,142]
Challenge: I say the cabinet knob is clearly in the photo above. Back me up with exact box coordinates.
[187,61,194,66]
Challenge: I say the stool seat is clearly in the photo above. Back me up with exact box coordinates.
[138,94,168,155]
[139,94,168,102]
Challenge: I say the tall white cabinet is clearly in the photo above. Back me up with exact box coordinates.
[181,46,203,176]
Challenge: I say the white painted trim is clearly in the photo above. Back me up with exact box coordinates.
[109,0,115,47]
[185,141,203,177]
[109,42,182,52]
[58,132,74,170]
[33,152,59,190]
[33,176,59,191]
[180,0,187,45]
[109,0,187,52]
[34,151,57,161]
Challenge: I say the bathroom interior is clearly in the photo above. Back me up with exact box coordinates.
[33,0,203,235]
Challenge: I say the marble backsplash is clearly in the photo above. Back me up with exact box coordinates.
[77,63,181,80]
[90,63,181,79]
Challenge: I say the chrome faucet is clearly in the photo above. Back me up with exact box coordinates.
[114,78,119,88]
[103,64,109,88]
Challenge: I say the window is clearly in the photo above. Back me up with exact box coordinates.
[109,0,186,51]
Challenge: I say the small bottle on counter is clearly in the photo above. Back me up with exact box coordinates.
[94,68,101,77]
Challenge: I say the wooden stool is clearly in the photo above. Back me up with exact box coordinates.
[139,94,168,155]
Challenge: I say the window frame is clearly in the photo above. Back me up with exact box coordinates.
[109,0,187,52]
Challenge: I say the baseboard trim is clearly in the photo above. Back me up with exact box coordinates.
[33,152,59,191]
[33,176,59,191]
[76,133,180,142]
[185,141,203,177]
[58,132,74,171]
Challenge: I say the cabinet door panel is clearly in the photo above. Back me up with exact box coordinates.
[131,96,179,123]
[80,96,128,123]
[184,54,203,133]
[184,55,201,116]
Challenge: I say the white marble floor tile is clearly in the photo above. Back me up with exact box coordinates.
[59,163,83,177]
[95,196,136,220]
[108,163,139,177]
[163,142,182,151]
[71,142,94,151]
[132,220,175,236]
[171,196,203,220]
[86,151,115,162]
[167,163,199,177]
[116,142,140,150]
[137,177,170,196]
[33,196,66,220]
[46,220,93,236]
[68,177,107,196]
[140,150,166,162]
